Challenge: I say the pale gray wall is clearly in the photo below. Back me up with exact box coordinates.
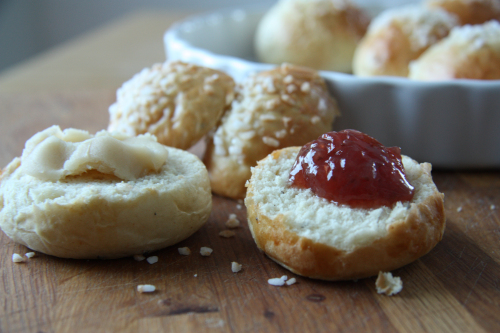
[0,0,273,73]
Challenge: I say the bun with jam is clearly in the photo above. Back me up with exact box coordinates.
[245,130,445,281]
[0,126,212,259]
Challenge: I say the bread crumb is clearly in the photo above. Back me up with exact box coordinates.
[286,277,297,285]
[231,262,242,273]
[376,271,403,296]
[225,214,240,228]
[146,256,159,264]
[25,252,36,259]
[457,206,463,212]
[137,284,156,293]
[311,116,321,125]
[133,254,146,261]
[12,253,25,263]
[219,230,236,238]
[178,247,191,255]
[200,247,213,256]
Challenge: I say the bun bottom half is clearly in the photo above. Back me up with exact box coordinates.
[245,147,445,281]
[0,147,212,259]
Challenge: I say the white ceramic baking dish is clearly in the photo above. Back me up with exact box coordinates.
[164,3,500,168]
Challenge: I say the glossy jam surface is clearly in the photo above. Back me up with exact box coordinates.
[289,130,415,209]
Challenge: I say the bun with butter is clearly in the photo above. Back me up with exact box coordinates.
[108,61,235,150]
[0,126,212,259]
[245,145,445,281]
[203,64,340,199]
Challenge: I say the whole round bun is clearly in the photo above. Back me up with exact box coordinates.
[0,130,212,259]
[254,0,370,73]
[204,64,340,199]
[245,147,445,281]
[108,61,235,150]
[409,20,500,80]
[353,5,458,77]
[425,0,500,25]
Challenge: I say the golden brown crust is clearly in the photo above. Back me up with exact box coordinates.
[426,0,500,25]
[245,148,446,281]
[108,61,235,150]
[255,0,370,72]
[204,64,340,199]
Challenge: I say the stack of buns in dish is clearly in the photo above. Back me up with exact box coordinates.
[353,0,500,80]
[0,126,212,259]
[409,20,500,80]
[425,0,500,25]
[203,63,340,199]
[245,134,445,281]
[352,5,459,77]
[254,0,371,73]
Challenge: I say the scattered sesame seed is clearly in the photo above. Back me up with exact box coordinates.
[268,278,286,286]
[286,278,297,285]
[225,214,240,228]
[231,262,242,273]
[137,284,156,293]
[457,206,462,212]
[25,252,36,259]
[12,253,25,263]
[236,204,242,210]
[491,205,496,210]
[146,256,159,264]
[133,254,146,261]
[200,247,213,256]
[178,247,191,255]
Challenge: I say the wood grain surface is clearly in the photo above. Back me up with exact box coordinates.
[0,91,499,333]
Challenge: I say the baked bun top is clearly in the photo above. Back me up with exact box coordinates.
[108,61,235,150]
[409,20,500,80]
[254,0,370,72]
[0,126,212,259]
[204,63,340,199]
[353,5,458,77]
[425,0,500,25]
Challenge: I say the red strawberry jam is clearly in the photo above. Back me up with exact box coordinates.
[289,129,414,209]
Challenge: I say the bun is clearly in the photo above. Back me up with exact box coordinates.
[0,127,212,259]
[245,146,445,281]
[409,20,500,80]
[108,61,235,150]
[254,0,370,73]
[203,64,340,199]
[425,0,500,25]
[353,5,458,77]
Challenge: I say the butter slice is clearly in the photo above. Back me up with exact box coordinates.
[20,126,168,181]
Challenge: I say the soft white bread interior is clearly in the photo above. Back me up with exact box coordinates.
[352,5,458,77]
[409,20,500,80]
[108,61,235,150]
[425,0,500,25]
[254,0,370,72]
[203,64,340,199]
[0,127,212,259]
[245,147,445,281]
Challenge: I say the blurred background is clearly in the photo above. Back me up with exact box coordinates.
[0,0,273,73]
[0,0,414,74]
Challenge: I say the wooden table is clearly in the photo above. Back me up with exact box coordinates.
[1,10,499,333]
